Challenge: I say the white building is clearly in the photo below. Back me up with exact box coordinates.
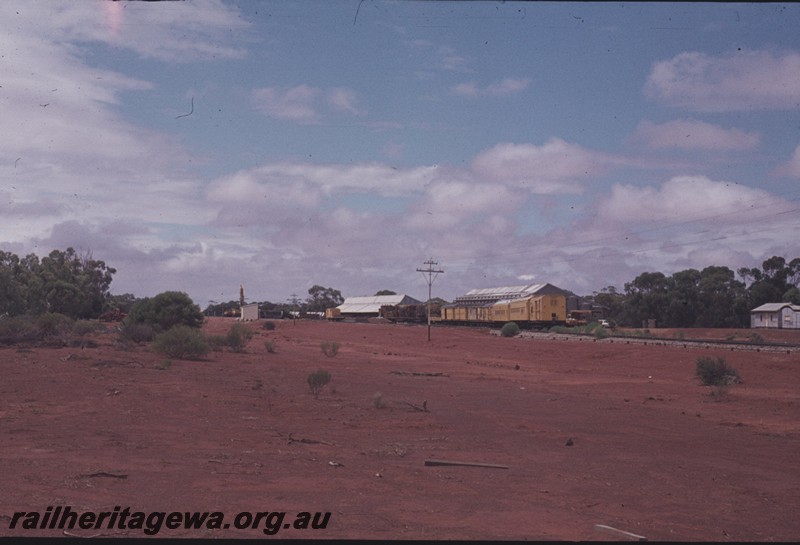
[240,303,260,321]
[750,303,800,329]
[335,294,423,318]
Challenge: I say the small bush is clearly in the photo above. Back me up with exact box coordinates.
[207,334,227,352]
[593,325,609,339]
[320,340,340,357]
[113,336,135,352]
[500,322,520,337]
[226,323,254,353]
[74,319,103,336]
[695,356,741,386]
[0,316,42,345]
[262,321,276,331]
[37,312,75,341]
[372,392,386,409]
[307,369,331,398]
[749,332,765,344]
[120,321,155,343]
[264,339,276,353]
[156,359,173,371]
[153,325,209,360]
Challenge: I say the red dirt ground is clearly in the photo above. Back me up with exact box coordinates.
[2,318,799,541]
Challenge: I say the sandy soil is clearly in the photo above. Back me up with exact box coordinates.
[1,318,799,541]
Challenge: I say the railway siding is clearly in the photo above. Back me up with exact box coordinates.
[492,330,800,353]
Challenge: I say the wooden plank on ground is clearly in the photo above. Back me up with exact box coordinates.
[594,524,647,541]
[424,459,509,469]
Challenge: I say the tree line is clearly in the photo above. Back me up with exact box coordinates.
[203,284,347,317]
[3,247,797,330]
[0,248,115,319]
[590,256,800,328]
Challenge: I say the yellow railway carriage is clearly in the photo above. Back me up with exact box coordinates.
[441,293,567,329]
[493,294,566,325]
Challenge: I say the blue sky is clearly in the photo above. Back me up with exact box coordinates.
[2,1,800,307]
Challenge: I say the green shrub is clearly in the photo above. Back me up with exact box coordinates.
[36,312,74,338]
[262,321,276,331]
[695,356,741,386]
[264,339,276,353]
[749,332,765,344]
[207,334,227,352]
[0,316,42,345]
[500,322,520,337]
[156,359,173,371]
[226,322,254,353]
[73,319,103,336]
[594,326,609,339]
[320,340,340,357]
[153,325,209,360]
[120,321,155,343]
[307,369,331,398]
[125,291,204,333]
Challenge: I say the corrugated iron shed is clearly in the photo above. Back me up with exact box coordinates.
[337,294,423,315]
[453,283,569,305]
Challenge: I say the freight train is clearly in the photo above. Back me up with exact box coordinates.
[382,293,568,329]
[441,293,567,329]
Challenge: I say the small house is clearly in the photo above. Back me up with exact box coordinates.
[750,303,800,329]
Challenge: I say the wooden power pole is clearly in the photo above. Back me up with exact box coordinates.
[417,258,444,341]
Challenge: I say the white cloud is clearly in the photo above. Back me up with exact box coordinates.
[452,77,530,97]
[633,119,761,151]
[595,175,785,225]
[404,180,517,230]
[0,2,226,249]
[2,2,247,63]
[776,144,800,178]
[438,45,469,71]
[471,139,614,194]
[251,85,322,123]
[645,49,800,112]
[208,162,440,200]
[328,87,365,115]
[252,85,365,123]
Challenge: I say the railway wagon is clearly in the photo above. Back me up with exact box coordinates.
[381,303,442,323]
[490,294,566,325]
[491,300,512,323]
[442,305,468,322]
[443,293,567,329]
[523,293,567,323]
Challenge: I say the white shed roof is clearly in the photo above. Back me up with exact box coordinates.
[336,294,422,314]
[751,303,800,313]
[463,283,547,298]
[455,283,568,304]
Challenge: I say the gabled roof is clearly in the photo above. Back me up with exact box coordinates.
[337,294,422,314]
[454,283,568,304]
[751,302,800,313]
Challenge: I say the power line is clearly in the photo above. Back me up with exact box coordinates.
[417,258,444,341]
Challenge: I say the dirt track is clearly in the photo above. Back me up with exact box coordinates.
[2,318,799,540]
